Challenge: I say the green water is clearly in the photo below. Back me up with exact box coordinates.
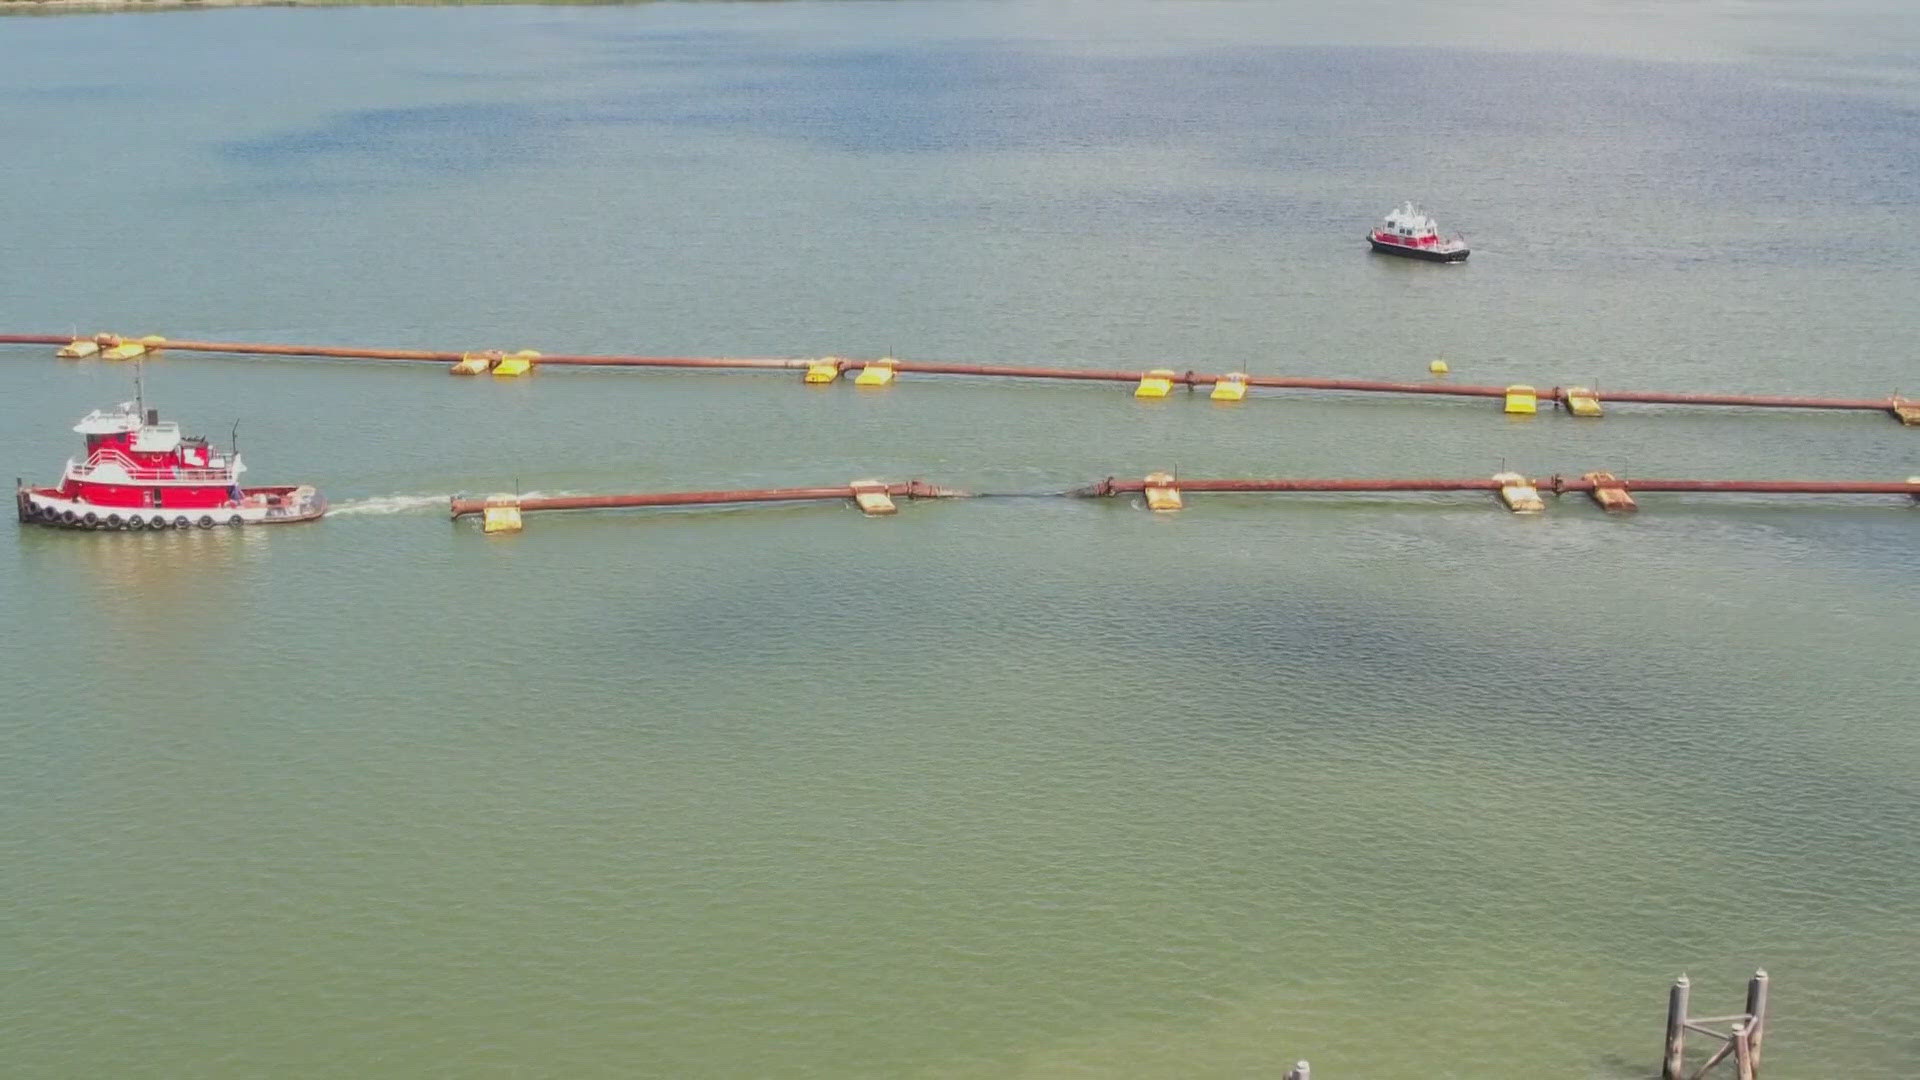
[3,2,1918,1076]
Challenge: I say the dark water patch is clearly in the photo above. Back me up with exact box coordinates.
[560,39,1920,265]
[201,27,1920,270]
[614,41,1919,194]
[219,100,562,185]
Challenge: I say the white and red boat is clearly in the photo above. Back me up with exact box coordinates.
[15,401,325,531]
[1367,203,1469,262]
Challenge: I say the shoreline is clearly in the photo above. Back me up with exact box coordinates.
[1,0,645,13]
[1,0,372,12]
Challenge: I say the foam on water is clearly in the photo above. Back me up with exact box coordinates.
[326,491,587,517]
[324,493,447,517]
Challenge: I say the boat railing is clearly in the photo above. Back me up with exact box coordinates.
[65,448,237,485]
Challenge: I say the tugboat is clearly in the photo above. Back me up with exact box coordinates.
[1367,203,1469,262]
[15,399,325,530]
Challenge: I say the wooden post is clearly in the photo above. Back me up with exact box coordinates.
[1732,1023,1754,1080]
[1744,968,1768,1075]
[1663,974,1690,1080]
[1284,1062,1310,1080]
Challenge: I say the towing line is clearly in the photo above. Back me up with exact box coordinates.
[10,332,1918,425]
[449,472,1920,530]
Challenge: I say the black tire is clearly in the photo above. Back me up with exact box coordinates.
[107,514,124,529]
[197,516,215,529]
[227,515,244,527]
[61,510,79,525]
[149,517,169,530]
[41,506,62,523]
[128,515,145,529]
[82,512,98,527]
[173,516,190,529]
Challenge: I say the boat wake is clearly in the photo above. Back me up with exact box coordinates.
[325,494,448,517]
[325,491,587,517]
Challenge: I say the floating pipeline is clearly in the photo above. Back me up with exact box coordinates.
[1081,474,1920,514]
[9,331,1919,425]
[449,480,965,531]
[1073,476,1920,497]
[449,473,1920,530]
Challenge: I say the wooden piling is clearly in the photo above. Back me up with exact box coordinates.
[1663,974,1690,1080]
[1284,1062,1310,1080]
[1732,1023,1754,1080]
[1745,969,1769,1074]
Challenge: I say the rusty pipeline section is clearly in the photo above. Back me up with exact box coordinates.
[7,331,1912,418]
[449,480,961,519]
[1078,477,1506,496]
[1539,476,1920,496]
[450,474,1918,524]
[1078,475,1920,497]
[0,332,814,371]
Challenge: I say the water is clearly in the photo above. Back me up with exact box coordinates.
[3,2,1918,1076]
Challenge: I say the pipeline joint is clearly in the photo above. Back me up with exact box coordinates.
[854,360,896,387]
[1142,472,1183,512]
[1210,373,1249,401]
[849,480,897,515]
[1584,472,1638,513]
[1493,471,1545,513]
[451,351,500,375]
[481,494,523,533]
[1135,370,1176,398]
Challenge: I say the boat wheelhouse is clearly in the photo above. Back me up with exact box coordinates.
[15,401,324,530]
[1367,203,1470,262]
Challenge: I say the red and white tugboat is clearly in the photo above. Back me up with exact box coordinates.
[1367,203,1469,262]
[15,400,325,531]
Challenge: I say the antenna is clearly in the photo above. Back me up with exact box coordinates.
[230,419,241,457]
[133,357,145,418]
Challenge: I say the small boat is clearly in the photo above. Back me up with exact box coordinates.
[15,400,325,531]
[1367,203,1469,262]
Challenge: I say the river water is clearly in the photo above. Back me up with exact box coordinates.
[2,2,1917,1076]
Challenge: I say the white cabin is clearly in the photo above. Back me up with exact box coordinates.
[1381,203,1439,238]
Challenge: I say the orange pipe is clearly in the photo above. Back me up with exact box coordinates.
[5,333,1906,414]
[1092,476,1920,497]
[449,480,959,519]
[449,475,1918,521]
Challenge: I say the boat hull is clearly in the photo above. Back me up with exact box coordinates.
[1368,237,1469,262]
[15,484,326,530]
